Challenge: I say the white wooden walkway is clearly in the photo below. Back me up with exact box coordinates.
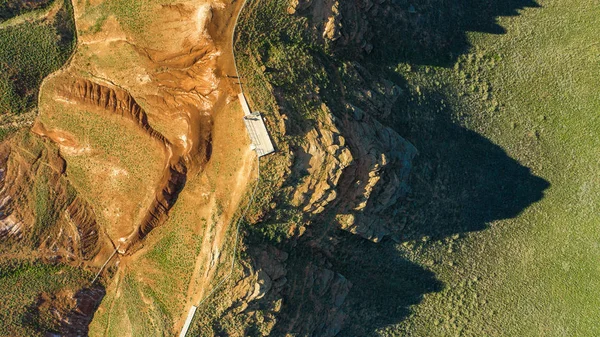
[238,93,275,157]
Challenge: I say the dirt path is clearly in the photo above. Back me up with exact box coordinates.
[174,0,258,333]
[183,146,255,302]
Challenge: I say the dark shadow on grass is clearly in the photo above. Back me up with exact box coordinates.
[318,0,548,334]
[398,101,551,239]
[340,0,549,240]
[261,232,442,337]
[342,0,541,66]
[324,1,549,334]
[332,231,442,336]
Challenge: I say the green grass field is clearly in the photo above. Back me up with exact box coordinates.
[79,0,177,42]
[378,1,600,335]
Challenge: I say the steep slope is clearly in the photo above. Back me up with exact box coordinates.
[187,0,551,336]
[0,131,106,336]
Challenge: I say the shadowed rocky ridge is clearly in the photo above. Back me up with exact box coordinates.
[214,0,548,335]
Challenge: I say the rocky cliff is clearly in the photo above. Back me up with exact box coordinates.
[203,0,419,334]
[288,0,381,52]
[281,0,418,243]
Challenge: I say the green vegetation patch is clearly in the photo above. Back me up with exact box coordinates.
[0,0,75,115]
[0,261,92,336]
[81,0,172,38]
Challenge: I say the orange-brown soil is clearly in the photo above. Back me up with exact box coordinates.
[0,130,109,263]
[8,0,259,333]
[35,0,236,253]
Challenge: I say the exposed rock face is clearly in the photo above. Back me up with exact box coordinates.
[231,246,351,337]
[135,159,188,241]
[227,3,419,335]
[31,285,105,336]
[288,0,343,42]
[282,2,417,242]
[341,61,405,119]
[335,0,378,51]
[291,105,352,214]
[287,0,313,14]
[219,246,288,335]
[323,1,342,41]
[59,286,106,336]
[66,197,101,260]
[246,246,289,302]
[288,0,380,52]
[290,265,352,337]
[286,101,415,242]
[336,108,417,241]
[59,79,169,145]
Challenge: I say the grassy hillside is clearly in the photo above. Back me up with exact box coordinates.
[0,261,93,336]
[388,0,600,335]
[0,0,75,116]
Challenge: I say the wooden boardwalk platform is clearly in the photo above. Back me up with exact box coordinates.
[243,112,275,157]
[238,93,274,157]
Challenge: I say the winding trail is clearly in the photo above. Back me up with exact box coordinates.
[179,0,261,335]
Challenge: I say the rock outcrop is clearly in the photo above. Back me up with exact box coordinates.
[289,265,352,337]
[225,2,421,335]
[322,1,342,41]
[66,196,101,260]
[230,245,351,337]
[290,105,352,215]
[281,2,418,242]
[288,0,383,52]
[246,246,289,303]
[286,100,416,242]
[134,159,188,241]
[287,0,313,14]
[59,286,106,336]
[59,79,169,145]
[336,108,417,241]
